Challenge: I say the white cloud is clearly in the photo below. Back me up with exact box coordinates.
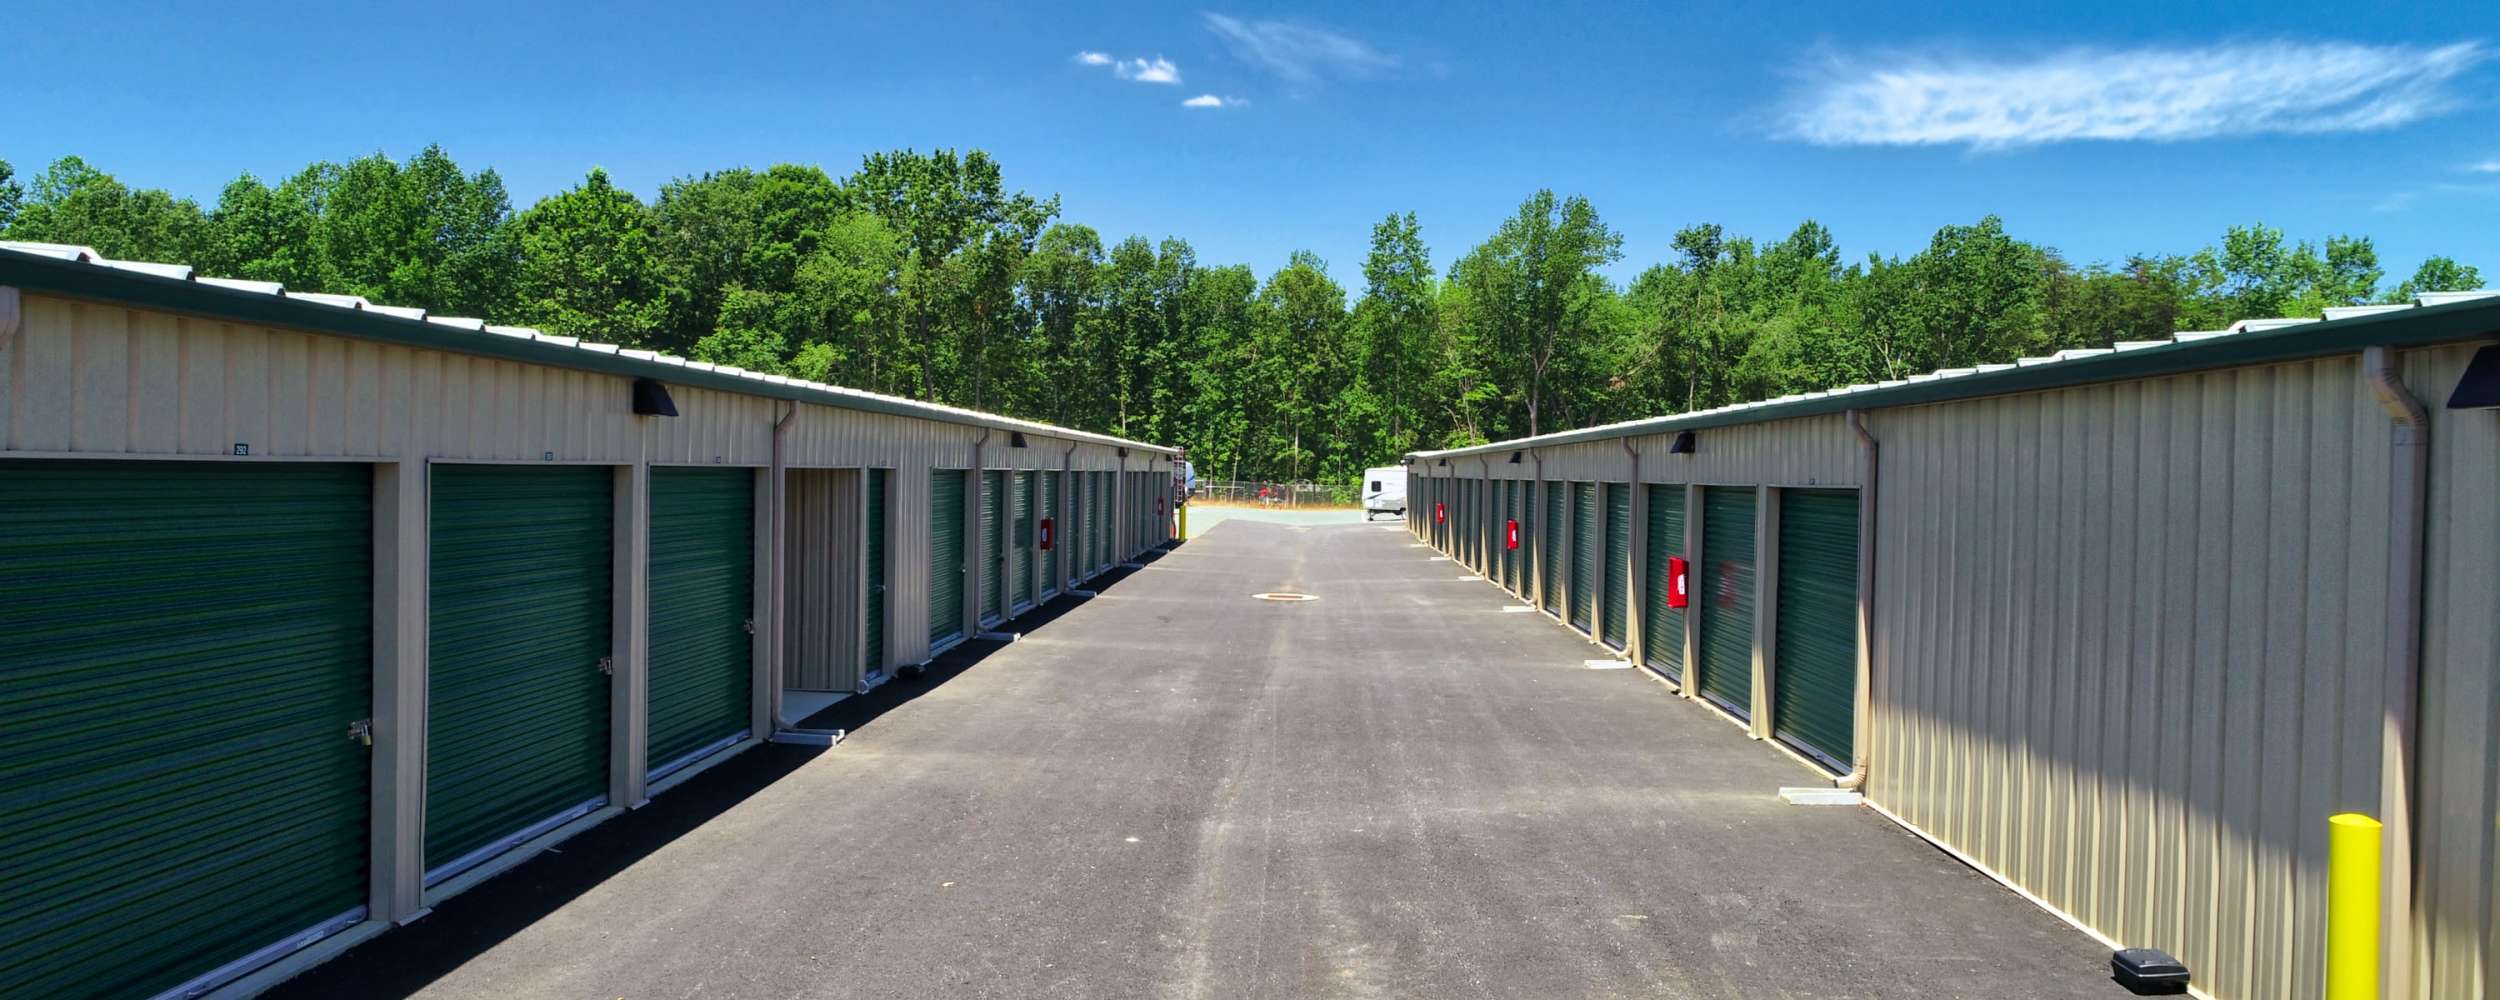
[2469,159,2500,173]
[1779,40,2488,150]
[1115,56,1181,84]
[1074,51,1112,66]
[1203,12,1393,90]
[1182,94,1248,109]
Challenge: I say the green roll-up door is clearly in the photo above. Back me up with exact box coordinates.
[980,471,1004,623]
[1078,473,1096,575]
[1428,479,1440,550]
[1643,485,1686,681]
[866,469,887,673]
[1469,483,1482,568]
[929,471,964,646]
[1541,481,1564,611]
[1041,472,1061,595]
[428,464,611,877]
[1775,489,1859,770]
[648,467,754,774]
[1490,482,1510,590]
[0,461,370,999]
[1439,480,1451,552]
[1569,482,1597,630]
[1012,471,1034,611]
[1511,480,1529,593]
[1603,483,1631,649]
[1697,486,1757,717]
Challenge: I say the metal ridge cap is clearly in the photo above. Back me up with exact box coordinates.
[0,245,1180,456]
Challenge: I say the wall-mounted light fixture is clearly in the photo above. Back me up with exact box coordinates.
[2446,345,2500,409]
[1508,450,1524,464]
[1010,431,1030,448]
[631,378,679,417]
[1669,431,1696,454]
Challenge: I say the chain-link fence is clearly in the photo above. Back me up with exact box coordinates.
[1193,480,1362,508]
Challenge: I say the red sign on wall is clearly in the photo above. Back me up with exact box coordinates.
[1435,502,1446,523]
[1667,556,1689,608]
[1505,519,1520,550]
[1039,517,1054,550]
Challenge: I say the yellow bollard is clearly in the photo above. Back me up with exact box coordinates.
[1178,504,1188,541]
[2327,812,2382,1000]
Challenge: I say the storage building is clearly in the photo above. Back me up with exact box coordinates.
[1408,294,2500,1000]
[0,242,1179,998]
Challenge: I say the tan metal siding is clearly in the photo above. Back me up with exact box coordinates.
[783,469,862,692]
[1509,414,1854,487]
[2409,345,2498,1000]
[886,465,932,667]
[1866,357,2395,1000]
[1633,412,1859,485]
[1,294,1156,475]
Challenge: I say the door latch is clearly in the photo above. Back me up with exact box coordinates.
[742,618,757,635]
[347,719,374,746]
[597,656,615,676]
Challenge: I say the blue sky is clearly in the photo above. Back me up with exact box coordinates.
[6,0,2497,288]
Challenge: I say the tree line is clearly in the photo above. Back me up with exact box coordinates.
[0,149,2482,484]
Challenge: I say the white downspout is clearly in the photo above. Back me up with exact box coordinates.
[2363,346,2426,1000]
[1835,409,1878,791]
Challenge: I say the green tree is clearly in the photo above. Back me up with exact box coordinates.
[0,160,21,231]
[198,173,319,287]
[511,168,669,344]
[300,146,516,316]
[1448,190,1623,438]
[1253,251,1350,480]
[2388,256,2484,301]
[1351,212,1436,463]
[7,155,211,261]
[1021,224,1105,426]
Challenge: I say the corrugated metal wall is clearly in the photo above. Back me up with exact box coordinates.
[1417,346,2498,1000]
[1506,413,1856,487]
[2408,345,2498,1000]
[886,467,933,668]
[1866,356,2393,1000]
[783,470,862,692]
[0,293,1148,476]
[1635,412,1859,485]
[0,293,1145,680]
[0,284,1183,993]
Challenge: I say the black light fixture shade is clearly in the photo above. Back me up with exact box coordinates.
[2446,345,2500,409]
[631,378,678,417]
[1010,431,1030,448]
[1669,431,1696,454]
[1437,457,1448,467]
[1508,450,1524,464]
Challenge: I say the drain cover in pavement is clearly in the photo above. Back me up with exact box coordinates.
[1253,592,1319,602]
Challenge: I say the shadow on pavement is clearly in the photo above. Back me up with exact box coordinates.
[264,541,1179,999]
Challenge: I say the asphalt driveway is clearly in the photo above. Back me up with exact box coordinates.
[272,519,2118,999]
